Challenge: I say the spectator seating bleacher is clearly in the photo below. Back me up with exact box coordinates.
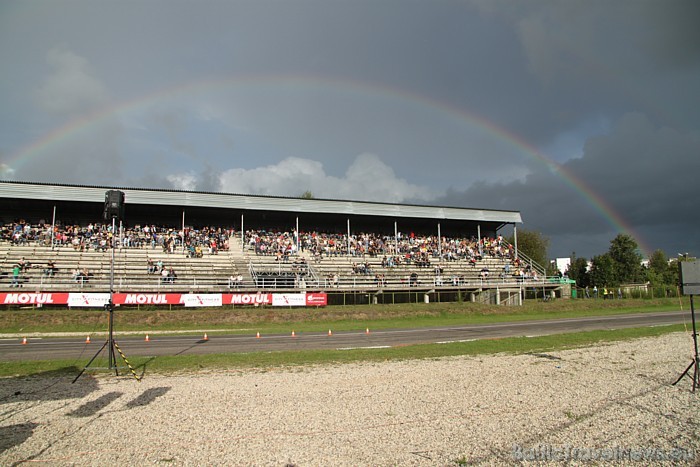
[0,221,543,293]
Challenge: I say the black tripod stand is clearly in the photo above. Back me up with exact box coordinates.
[73,205,140,383]
[72,299,119,383]
[672,295,700,391]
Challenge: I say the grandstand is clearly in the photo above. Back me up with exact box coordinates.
[0,181,569,306]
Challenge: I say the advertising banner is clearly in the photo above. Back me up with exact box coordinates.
[67,293,111,308]
[181,294,223,307]
[113,293,182,305]
[272,293,307,307]
[305,293,328,306]
[0,292,69,305]
[222,293,273,305]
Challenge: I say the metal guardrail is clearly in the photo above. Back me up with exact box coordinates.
[502,240,547,277]
[0,274,553,292]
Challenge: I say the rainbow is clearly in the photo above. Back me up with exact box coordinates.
[5,74,651,256]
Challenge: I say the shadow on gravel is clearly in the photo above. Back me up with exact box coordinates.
[0,422,38,454]
[66,391,123,418]
[125,386,171,409]
[0,367,99,405]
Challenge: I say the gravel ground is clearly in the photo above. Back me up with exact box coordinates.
[1,332,699,466]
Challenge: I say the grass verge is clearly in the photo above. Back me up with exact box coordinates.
[0,324,685,378]
[0,298,687,336]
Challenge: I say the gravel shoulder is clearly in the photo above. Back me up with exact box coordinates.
[1,332,699,465]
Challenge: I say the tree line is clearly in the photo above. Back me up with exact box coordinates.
[512,230,689,288]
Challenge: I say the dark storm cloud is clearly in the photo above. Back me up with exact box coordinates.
[0,0,698,259]
[437,113,700,257]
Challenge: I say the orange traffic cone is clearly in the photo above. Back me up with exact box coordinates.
[256,331,260,338]
[203,333,209,341]
[21,337,27,345]
[145,334,150,342]
[291,330,296,338]
[85,335,91,344]
[328,329,333,336]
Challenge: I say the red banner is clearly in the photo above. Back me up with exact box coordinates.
[113,293,182,305]
[222,293,273,305]
[306,293,328,306]
[0,292,69,305]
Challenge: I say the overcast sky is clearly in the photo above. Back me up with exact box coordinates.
[1,0,698,259]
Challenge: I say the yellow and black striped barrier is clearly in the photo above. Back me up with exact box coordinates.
[113,341,141,382]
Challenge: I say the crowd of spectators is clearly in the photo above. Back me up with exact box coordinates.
[2,219,543,289]
[247,229,520,272]
[241,228,545,287]
[145,258,178,284]
[246,229,515,264]
[0,220,231,287]
[4,220,516,267]
[246,230,297,259]
[0,220,233,256]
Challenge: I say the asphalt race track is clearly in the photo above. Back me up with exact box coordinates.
[0,311,689,362]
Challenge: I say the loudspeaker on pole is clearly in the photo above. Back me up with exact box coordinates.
[103,190,125,221]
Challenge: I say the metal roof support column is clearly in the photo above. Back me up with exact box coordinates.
[347,218,351,257]
[437,222,441,260]
[513,224,519,261]
[296,216,299,256]
[518,284,523,306]
[181,210,185,253]
[51,205,56,250]
[477,224,482,256]
[394,221,398,257]
[241,213,244,252]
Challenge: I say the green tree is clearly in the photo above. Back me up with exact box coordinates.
[646,249,671,286]
[648,249,667,275]
[546,261,559,277]
[589,253,617,287]
[650,250,681,286]
[608,234,643,284]
[567,252,590,287]
[300,191,315,199]
[507,229,549,271]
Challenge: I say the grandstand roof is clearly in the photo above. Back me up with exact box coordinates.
[0,180,521,226]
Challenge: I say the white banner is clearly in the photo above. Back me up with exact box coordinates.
[181,294,223,308]
[272,293,307,307]
[68,293,111,308]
